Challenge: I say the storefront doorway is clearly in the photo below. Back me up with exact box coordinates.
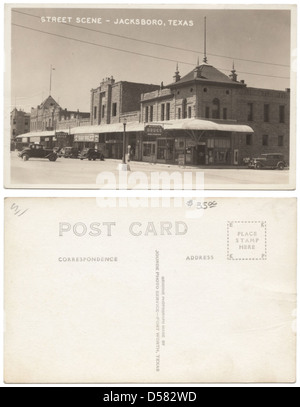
[142,141,156,163]
[156,139,175,163]
[196,145,206,165]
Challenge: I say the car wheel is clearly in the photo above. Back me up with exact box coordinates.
[277,162,285,170]
[255,162,262,170]
[22,154,29,161]
[49,154,57,162]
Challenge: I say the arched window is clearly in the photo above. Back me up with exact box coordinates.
[212,98,220,119]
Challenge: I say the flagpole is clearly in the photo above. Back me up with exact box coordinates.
[203,17,207,63]
[49,65,55,95]
[49,64,52,95]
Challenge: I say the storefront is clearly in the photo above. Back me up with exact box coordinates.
[15,130,56,150]
[55,132,73,149]
[139,120,253,166]
[73,134,100,151]
[71,122,144,160]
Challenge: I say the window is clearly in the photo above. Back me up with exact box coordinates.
[25,120,28,126]
[214,139,230,148]
[178,108,181,119]
[161,104,165,121]
[246,134,252,145]
[203,88,207,93]
[212,98,220,119]
[264,104,269,122]
[278,135,284,147]
[188,106,192,118]
[93,106,97,120]
[166,103,170,120]
[182,99,187,119]
[145,106,149,122]
[205,107,209,118]
[112,103,117,117]
[143,142,155,157]
[247,103,253,121]
[262,134,269,146]
[279,105,285,123]
[150,106,153,122]
[223,108,227,120]
[102,105,106,118]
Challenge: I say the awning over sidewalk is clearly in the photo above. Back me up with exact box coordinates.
[159,119,254,133]
[71,121,144,135]
[71,119,253,135]
[15,130,56,139]
[16,119,253,139]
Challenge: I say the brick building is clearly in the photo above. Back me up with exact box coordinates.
[139,62,290,166]
[16,64,290,166]
[10,108,30,147]
[15,95,90,149]
[30,95,90,132]
[71,77,160,158]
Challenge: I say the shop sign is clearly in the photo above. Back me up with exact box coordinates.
[30,137,40,142]
[74,134,99,142]
[56,132,69,139]
[186,140,197,147]
[145,125,164,137]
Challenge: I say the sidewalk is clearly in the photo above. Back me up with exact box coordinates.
[107,158,247,170]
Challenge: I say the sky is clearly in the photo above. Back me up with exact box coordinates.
[7,5,293,113]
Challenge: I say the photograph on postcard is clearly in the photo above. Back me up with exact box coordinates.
[4,197,297,383]
[4,4,296,189]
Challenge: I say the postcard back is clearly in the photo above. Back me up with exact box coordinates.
[4,197,297,383]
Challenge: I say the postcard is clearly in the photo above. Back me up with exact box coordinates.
[4,197,297,383]
[4,4,296,189]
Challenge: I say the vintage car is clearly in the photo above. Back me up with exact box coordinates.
[79,148,105,161]
[63,147,79,158]
[248,153,287,170]
[18,144,58,161]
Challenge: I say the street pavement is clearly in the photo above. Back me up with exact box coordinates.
[8,152,291,189]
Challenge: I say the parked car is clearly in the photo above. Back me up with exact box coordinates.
[63,147,79,158]
[248,153,287,170]
[18,144,58,161]
[79,148,105,161]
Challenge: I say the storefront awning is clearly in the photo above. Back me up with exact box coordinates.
[160,119,254,133]
[71,119,253,135]
[16,119,253,139]
[15,130,56,139]
[71,121,144,135]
